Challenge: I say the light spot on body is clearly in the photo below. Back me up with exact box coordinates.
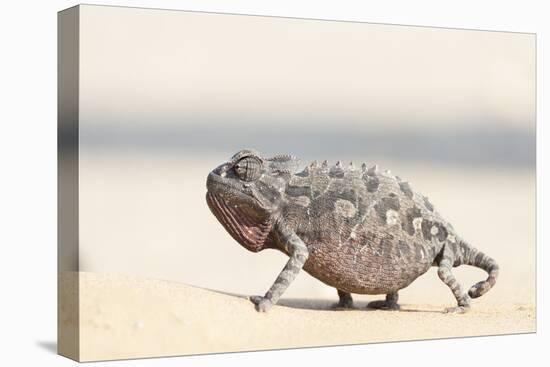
[294,196,311,207]
[413,217,423,233]
[386,209,400,226]
[431,226,439,236]
[335,199,357,218]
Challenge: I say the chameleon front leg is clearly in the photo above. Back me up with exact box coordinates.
[250,225,309,312]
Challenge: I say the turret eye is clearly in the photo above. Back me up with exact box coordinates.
[234,157,262,182]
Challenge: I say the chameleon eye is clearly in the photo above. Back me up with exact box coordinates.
[234,156,262,182]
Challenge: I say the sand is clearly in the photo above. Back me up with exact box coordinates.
[62,271,535,362]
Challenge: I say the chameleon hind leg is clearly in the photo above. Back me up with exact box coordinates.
[331,289,354,309]
[366,292,400,310]
[437,257,471,313]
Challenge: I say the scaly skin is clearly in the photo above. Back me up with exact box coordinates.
[206,149,499,313]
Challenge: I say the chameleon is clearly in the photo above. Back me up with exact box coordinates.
[205,149,499,313]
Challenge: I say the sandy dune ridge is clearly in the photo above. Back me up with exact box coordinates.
[60,272,535,362]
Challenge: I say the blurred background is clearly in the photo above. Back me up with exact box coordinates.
[77,5,535,305]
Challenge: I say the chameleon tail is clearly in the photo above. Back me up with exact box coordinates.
[459,239,499,298]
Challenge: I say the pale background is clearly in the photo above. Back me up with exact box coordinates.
[1,0,547,366]
[77,5,535,305]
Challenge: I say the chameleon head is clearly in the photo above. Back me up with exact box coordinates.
[206,149,300,252]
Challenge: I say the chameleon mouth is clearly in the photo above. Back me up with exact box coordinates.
[206,191,271,252]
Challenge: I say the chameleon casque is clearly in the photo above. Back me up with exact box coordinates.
[206,149,499,313]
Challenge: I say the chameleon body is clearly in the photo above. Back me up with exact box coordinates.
[206,149,499,313]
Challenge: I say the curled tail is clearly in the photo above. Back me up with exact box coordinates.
[459,239,499,298]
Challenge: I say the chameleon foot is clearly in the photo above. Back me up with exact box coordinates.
[444,305,470,314]
[366,300,400,310]
[331,299,354,310]
[249,295,274,312]
[332,290,354,309]
[367,292,400,310]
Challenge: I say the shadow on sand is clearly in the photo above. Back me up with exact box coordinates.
[205,286,441,314]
